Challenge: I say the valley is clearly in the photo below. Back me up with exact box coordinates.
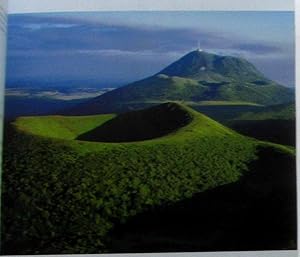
[4,87,114,119]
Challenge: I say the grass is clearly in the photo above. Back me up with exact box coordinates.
[68,73,294,116]
[2,103,295,254]
[12,103,241,151]
[14,114,116,140]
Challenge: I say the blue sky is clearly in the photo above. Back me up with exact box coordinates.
[6,11,295,88]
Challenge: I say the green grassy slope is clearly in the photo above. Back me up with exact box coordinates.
[2,103,295,254]
[68,74,294,115]
[11,103,252,152]
[14,114,115,140]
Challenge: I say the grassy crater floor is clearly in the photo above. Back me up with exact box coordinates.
[1,103,296,254]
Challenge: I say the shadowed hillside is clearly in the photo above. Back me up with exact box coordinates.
[229,120,295,147]
[77,103,192,142]
[228,103,295,146]
[108,146,297,252]
[234,102,295,121]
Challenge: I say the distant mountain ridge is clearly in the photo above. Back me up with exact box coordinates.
[66,50,294,115]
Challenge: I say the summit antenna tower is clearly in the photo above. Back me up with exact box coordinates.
[197,41,203,52]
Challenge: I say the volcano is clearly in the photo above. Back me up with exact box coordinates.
[66,50,294,115]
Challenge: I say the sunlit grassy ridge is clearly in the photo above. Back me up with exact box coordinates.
[2,103,294,254]
[15,114,116,140]
[13,103,242,152]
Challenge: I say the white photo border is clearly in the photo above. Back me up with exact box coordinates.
[1,1,298,257]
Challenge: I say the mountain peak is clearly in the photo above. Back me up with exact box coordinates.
[158,50,266,82]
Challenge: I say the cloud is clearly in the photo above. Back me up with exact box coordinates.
[8,14,288,57]
[22,23,78,30]
[7,14,227,53]
[232,43,283,55]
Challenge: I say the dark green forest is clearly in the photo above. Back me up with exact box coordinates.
[1,103,296,254]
